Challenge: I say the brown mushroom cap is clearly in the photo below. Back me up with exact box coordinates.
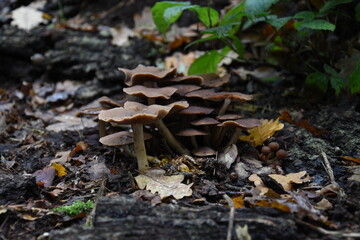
[123,85,177,99]
[165,75,204,86]
[119,64,177,86]
[178,106,214,115]
[190,117,220,126]
[216,114,243,121]
[99,131,152,146]
[217,118,261,128]
[185,89,253,102]
[176,128,208,136]
[99,101,189,125]
[98,96,123,107]
[192,146,216,156]
[170,84,201,96]
[199,73,230,88]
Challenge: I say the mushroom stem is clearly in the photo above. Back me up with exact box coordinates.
[211,126,222,147]
[98,120,106,138]
[190,136,198,149]
[131,123,149,171]
[154,119,190,155]
[223,128,242,149]
[218,98,232,116]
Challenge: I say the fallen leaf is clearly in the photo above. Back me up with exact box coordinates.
[11,6,47,31]
[239,118,284,146]
[340,156,360,164]
[269,171,311,191]
[135,169,193,199]
[279,111,325,136]
[52,163,67,177]
[232,196,244,208]
[218,144,238,169]
[254,199,291,212]
[88,162,110,180]
[46,115,97,132]
[248,174,270,195]
[315,198,333,210]
[33,166,56,187]
[110,25,136,46]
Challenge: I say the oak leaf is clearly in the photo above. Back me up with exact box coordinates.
[135,169,193,199]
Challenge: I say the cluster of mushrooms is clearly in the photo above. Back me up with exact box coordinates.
[88,65,261,171]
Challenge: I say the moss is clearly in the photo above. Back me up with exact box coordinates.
[53,200,94,216]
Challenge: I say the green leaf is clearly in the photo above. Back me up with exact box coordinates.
[305,72,329,92]
[298,19,336,31]
[221,2,246,25]
[319,0,354,14]
[245,0,279,15]
[349,60,360,94]
[203,24,237,38]
[152,1,192,35]
[293,11,315,21]
[188,47,230,74]
[324,64,338,76]
[267,16,292,30]
[184,35,219,50]
[330,75,344,95]
[194,7,219,27]
[356,3,360,21]
[227,35,244,57]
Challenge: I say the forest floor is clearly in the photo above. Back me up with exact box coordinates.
[0,1,360,239]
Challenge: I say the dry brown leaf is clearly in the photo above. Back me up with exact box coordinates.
[46,115,97,132]
[254,199,291,212]
[218,144,238,169]
[239,117,284,146]
[248,174,270,195]
[340,156,360,164]
[135,169,193,199]
[33,166,56,187]
[269,171,311,191]
[279,111,325,136]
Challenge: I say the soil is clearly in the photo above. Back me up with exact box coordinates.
[0,1,360,240]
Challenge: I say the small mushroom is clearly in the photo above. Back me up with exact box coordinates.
[78,106,109,138]
[190,117,220,145]
[99,101,189,170]
[178,106,214,115]
[123,85,177,105]
[218,119,261,149]
[185,89,252,115]
[170,84,201,96]
[199,73,230,88]
[216,114,243,121]
[119,65,177,87]
[192,146,216,157]
[176,128,208,149]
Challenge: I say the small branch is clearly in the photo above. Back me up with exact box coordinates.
[223,194,235,240]
[85,178,106,227]
[297,220,360,238]
[320,151,346,198]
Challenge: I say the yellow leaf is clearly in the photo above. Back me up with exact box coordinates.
[239,117,284,146]
[232,196,244,208]
[52,163,67,177]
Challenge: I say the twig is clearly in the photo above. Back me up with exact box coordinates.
[85,177,106,227]
[297,220,360,238]
[224,194,235,240]
[320,151,346,198]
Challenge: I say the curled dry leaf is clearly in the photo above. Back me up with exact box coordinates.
[269,171,311,192]
[135,169,193,199]
[218,144,238,169]
[239,117,284,146]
